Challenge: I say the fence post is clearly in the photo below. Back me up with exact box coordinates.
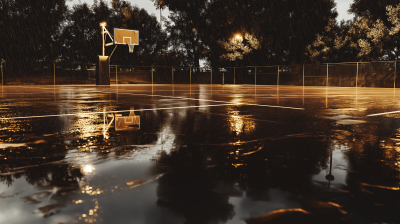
[356,62,358,88]
[255,66,257,86]
[211,68,212,85]
[277,66,279,86]
[1,61,4,85]
[222,73,224,85]
[190,66,192,85]
[151,66,153,85]
[395,60,396,89]
[116,65,118,85]
[53,62,55,85]
[234,67,236,85]
[303,64,305,87]
[326,63,329,87]
[172,66,174,84]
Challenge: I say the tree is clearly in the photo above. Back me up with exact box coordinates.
[109,0,168,66]
[218,0,338,65]
[349,0,399,22]
[61,3,98,78]
[151,0,209,67]
[349,0,400,60]
[306,3,400,62]
[60,0,168,71]
[0,0,68,63]
[152,0,338,67]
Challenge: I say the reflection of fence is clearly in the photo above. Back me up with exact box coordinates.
[1,61,399,88]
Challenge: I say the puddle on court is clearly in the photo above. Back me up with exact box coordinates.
[0,86,400,223]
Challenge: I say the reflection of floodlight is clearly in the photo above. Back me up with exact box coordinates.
[100,21,107,27]
[82,164,95,174]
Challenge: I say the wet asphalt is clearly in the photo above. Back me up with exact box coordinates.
[0,84,399,224]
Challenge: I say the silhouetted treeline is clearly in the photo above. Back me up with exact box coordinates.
[1,0,398,73]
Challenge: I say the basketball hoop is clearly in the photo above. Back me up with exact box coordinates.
[128,44,135,53]
[113,28,139,53]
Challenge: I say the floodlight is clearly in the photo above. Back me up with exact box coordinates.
[235,34,243,42]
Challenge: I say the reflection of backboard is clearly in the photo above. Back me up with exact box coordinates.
[115,108,140,131]
[103,107,140,139]
[113,28,139,45]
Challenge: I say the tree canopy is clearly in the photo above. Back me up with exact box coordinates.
[1,0,400,69]
[306,2,400,62]
[0,0,68,63]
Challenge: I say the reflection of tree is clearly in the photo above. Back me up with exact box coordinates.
[157,170,236,224]
[148,105,338,224]
[324,122,400,223]
[152,133,332,223]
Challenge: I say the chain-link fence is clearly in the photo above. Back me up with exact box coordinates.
[1,61,399,88]
[0,62,96,85]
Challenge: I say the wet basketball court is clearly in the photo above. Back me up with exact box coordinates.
[0,84,399,223]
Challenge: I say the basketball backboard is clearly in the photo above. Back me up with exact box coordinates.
[114,28,139,45]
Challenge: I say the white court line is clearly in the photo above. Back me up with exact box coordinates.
[1,102,304,120]
[4,86,306,110]
[0,104,237,120]
[367,110,400,117]
[1,87,305,120]
[96,90,305,110]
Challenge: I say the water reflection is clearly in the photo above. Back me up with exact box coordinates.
[325,150,334,189]
[1,86,400,223]
[157,171,237,224]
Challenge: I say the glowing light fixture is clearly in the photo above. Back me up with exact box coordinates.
[235,34,243,43]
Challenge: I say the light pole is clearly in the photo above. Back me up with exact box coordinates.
[100,21,106,56]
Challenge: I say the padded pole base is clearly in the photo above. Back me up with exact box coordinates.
[97,56,110,85]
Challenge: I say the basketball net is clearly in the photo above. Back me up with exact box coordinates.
[128,43,135,53]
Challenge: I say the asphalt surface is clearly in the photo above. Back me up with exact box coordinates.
[0,84,399,224]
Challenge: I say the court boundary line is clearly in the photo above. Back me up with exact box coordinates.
[1,85,307,120]
[0,104,236,120]
[90,90,305,110]
[367,110,400,117]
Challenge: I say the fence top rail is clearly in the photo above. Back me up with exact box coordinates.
[7,60,392,68]
[319,61,397,64]
[110,65,216,69]
[109,62,395,69]
[245,65,287,68]
[4,60,397,66]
